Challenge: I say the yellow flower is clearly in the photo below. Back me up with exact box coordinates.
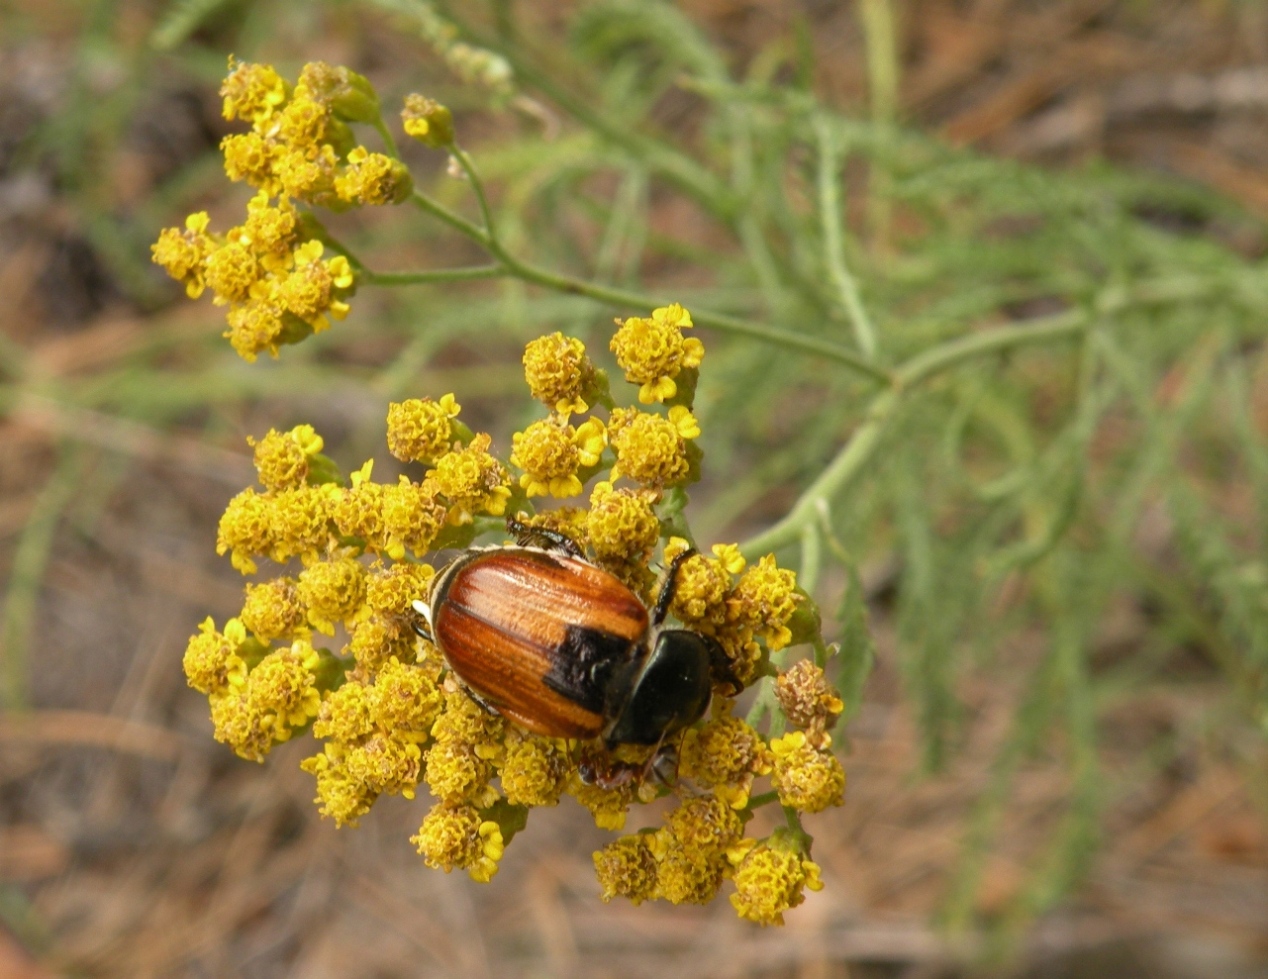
[663,794,744,859]
[429,433,511,524]
[522,332,596,415]
[370,657,444,740]
[648,827,726,905]
[344,616,416,675]
[301,744,378,826]
[220,58,288,125]
[220,132,281,192]
[594,835,658,904]
[609,303,704,404]
[248,426,322,491]
[297,556,368,635]
[382,476,447,560]
[331,461,386,549]
[209,688,273,762]
[266,485,334,565]
[678,711,772,809]
[314,679,376,744]
[775,660,844,741]
[663,542,732,626]
[728,834,823,926]
[334,146,413,205]
[344,734,423,797]
[223,296,286,362]
[498,729,569,807]
[204,240,261,305]
[510,418,584,498]
[586,482,660,564]
[151,212,213,298]
[240,192,299,258]
[608,408,693,487]
[216,488,275,575]
[728,554,802,651]
[365,562,434,617]
[182,616,248,695]
[239,577,307,642]
[401,94,455,148]
[247,637,323,731]
[568,775,635,831]
[297,61,380,124]
[412,805,504,882]
[386,395,460,464]
[769,731,845,813]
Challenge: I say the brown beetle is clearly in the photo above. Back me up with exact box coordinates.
[413,522,729,781]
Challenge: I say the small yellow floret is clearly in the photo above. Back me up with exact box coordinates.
[386,395,460,464]
[429,433,511,524]
[608,408,692,487]
[297,556,368,635]
[610,303,703,404]
[239,578,307,642]
[522,332,595,415]
[769,731,846,813]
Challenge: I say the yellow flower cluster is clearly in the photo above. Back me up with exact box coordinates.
[152,60,422,361]
[610,302,704,404]
[181,307,846,920]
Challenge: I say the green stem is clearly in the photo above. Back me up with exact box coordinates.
[451,147,497,243]
[372,116,401,159]
[746,790,779,810]
[814,114,878,358]
[362,266,505,286]
[406,191,891,380]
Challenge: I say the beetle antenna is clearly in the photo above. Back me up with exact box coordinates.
[506,514,586,559]
[652,548,696,626]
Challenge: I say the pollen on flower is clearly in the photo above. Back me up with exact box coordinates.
[770,730,846,813]
[370,658,443,739]
[586,482,660,564]
[729,835,821,926]
[429,433,511,523]
[183,616,248,695]
[679,711,772,809]
[249,426,323,492]
[334,146,413,205]
[216,488,276,575]
[776,660,844,741]
[511,419,582,498]
[568,775,635,831]
[610,303,704,404]
[401,93,455,148]
[314,679,376,743]
[365,562,434,617]
[386,395,461,464]
[382,476,447,559]
[221,58,288,125]
[522,332,596,415]
[305,743,380,825]
[498,730,569,807]
[297,556,368,635]
[594,835,658,904]
[608,408,694,487]
[240,578,307,642]
[729,555,802,651]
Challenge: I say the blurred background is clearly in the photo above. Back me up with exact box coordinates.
[2,0,1268,976]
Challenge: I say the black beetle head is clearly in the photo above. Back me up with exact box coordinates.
[605,629,713,746]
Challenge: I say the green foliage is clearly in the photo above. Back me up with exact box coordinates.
[6,0,1268,946]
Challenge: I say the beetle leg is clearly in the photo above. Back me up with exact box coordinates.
[651,547,698,626]
[506,514,586,559]
[703,633,743,696]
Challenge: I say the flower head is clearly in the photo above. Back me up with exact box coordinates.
[610,303,703,404]
[401,94,455,147]
[522,333,596,415]
[429,433,512,524]
[728,833,824,926]
[608,408,697,487]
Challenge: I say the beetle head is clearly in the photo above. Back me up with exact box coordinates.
[605,629,713,746]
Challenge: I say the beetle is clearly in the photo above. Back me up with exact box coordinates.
[412,519,733,784]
